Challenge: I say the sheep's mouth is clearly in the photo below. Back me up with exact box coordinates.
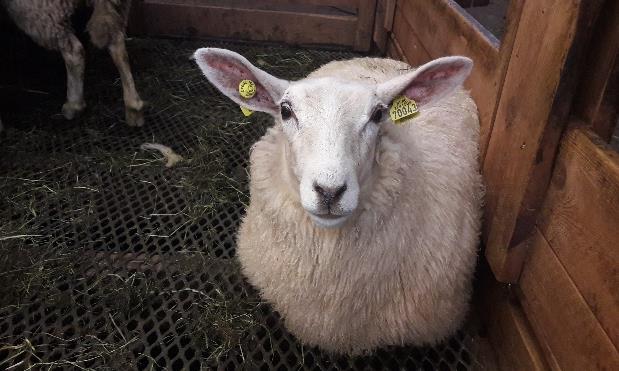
[315,213,343,220]
[308,211,351,228]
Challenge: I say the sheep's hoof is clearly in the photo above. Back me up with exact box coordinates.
[62,101,86,120]
[125,101,145,127]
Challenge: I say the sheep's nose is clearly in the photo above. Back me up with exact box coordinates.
[313,182,347,207]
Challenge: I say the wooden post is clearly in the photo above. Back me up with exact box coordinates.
[354,0,377,51]
[482,0,605,282]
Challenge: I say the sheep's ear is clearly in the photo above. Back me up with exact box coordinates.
[193,48,289,115]
[377,56,473,107]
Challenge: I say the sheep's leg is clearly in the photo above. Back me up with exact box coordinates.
[108,36,144,127]
[60,34,86,120]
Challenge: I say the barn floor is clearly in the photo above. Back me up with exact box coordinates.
[0,37,497,370]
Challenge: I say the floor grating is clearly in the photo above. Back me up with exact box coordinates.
[0,37,492,370]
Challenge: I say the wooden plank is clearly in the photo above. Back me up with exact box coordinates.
[131,0,357,47]
[537,128,619,347]
[142,0,359,11]
[398,0,500,159]
[267,0,358,9]
[372,0,388,52]
[384,0,396,31]
[371,0,396,54]
[480,0,524,162]
[572,0,619,141]
[518,227,619,370]
[390,4,431,66]
[353,0,376,51]
[386,34,407,63]
[478,268,549,371]
[482,0,604,282]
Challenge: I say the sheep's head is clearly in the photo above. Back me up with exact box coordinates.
[194,48,472,228]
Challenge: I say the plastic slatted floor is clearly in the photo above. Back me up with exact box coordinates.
[0,37,489,370]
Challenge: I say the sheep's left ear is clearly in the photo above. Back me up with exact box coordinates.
[377,56,473,107]
[193,48,289,116]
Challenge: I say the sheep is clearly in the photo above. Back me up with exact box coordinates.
[2,0,144,126]
[193,48,483,355]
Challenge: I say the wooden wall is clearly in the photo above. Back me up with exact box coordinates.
[515,1,619,366]
[518,128,619,370]
[129,0,377,51]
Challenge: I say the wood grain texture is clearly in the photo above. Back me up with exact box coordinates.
[384,0,396,31]
[389,4,431,66]
[396,0,499,159]
[480,0,524,162]
[140,0,359,10]
[537,128,619,347]
[372,0,387,52]
[354,0,376,51]
[386,33,408,63]
[478,270,549,371]
[130,0,358,48]
[519,227,619,370]
[483,0,604,282]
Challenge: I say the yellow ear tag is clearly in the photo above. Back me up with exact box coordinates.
[239,79,257,117]
[389,96,419,124]
[240,106,253,117]
[239,79,257,99]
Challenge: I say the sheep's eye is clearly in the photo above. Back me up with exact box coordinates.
[370,108,384,123]
[280,103,293,120]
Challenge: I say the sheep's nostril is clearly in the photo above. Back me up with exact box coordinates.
[333,184,347,200]
[313,182,347,207]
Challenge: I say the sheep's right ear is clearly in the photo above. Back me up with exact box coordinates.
[193,48,289,116]
[377,56,473,107]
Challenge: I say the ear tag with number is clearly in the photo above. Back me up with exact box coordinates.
[389,96,419,124]
[239,79,257,117]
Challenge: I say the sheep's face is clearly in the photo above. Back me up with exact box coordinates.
[194,48,473,229]
[278,78,384,228]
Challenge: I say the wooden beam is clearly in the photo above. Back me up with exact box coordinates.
[130,0,358,47]
[482,0,605,282]
[480,0,524,162]
[518,227,619,370]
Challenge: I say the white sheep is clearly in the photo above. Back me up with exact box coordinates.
[194,48,483,355]
[2,0,144,126]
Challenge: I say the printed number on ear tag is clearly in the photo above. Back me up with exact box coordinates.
[239,80,257,99]
[239,80,256,117]
[389,96,419,124]
[240,106,253,117]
